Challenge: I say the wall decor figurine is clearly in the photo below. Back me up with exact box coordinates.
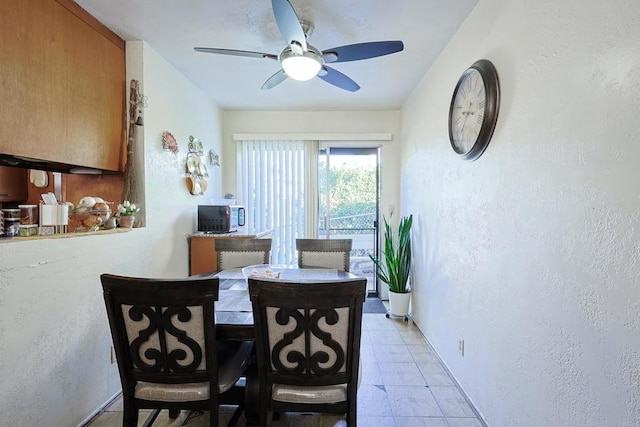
[209,149,221,166]
[185,135,208,195]
[162,131,179,154]
[187,135,204,155]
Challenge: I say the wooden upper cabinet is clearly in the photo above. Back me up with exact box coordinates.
[0,0,126,172]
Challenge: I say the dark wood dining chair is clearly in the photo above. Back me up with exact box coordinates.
[248,276,367,426]
[101,273,253,427]
[296,238,352,271]
[215,238,273,270]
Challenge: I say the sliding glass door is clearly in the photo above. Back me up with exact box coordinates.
[318,147,379,296]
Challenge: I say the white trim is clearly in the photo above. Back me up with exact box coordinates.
[319,141,383,149]
[232,132,392,141]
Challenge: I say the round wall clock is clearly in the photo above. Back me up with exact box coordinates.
[448,59,500,161]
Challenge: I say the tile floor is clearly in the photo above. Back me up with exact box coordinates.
[86,313,485,427]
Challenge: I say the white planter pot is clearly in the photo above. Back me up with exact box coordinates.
[388,290,411,317]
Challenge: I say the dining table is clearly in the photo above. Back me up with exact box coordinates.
[199,266,360,424]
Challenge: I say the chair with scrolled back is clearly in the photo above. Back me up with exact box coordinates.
[215,238,272,270]
[296,238,352,271]
[248,276,366,426]
[101,273,252,427]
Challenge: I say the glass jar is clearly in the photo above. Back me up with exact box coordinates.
[18,205,38,225]
[4,218,20,238]
[19,225,38,237]
[2,209,20,219]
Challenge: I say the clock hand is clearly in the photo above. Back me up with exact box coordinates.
[459,102,472,139]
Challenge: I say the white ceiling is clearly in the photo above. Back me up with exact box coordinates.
[75,0,478,111]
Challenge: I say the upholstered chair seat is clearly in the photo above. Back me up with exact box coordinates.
[134,341,252,402]
[270,359,363,404]
[272,384,348,404]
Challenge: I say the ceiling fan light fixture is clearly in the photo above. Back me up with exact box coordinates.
[281,49,322,81]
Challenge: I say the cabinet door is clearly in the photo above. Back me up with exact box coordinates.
[190,237,218,275]
[189,234,270,275]
[0,167,28,202]
[0,0,126,171]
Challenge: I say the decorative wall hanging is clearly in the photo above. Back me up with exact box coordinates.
[185,135,208,195]
[162,131,179,154]
[134,91,147,126]
[188,135,204,155]
[448,59,500,161]
[124,79,145,206]
[209,149,221,166]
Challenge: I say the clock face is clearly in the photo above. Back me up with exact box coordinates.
[448,59,500,161]
[450,69,486,153]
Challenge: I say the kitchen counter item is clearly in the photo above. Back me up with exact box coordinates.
[19,225,38,236]
[4,218,20,238]
[68,209,111,232]
[2,209,20,219]
[19,205,38,225]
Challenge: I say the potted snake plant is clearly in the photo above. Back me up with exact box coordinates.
[370,214,413,319]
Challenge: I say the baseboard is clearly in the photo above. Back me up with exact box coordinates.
[77,391,122,427]
[410,323,489,427]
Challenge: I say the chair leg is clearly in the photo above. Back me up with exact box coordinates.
[346,403,357,426]
[180,410,205,426]
[141,409,161,427]
[243,364,260,425]
[259,410,273,427]
[169,409,180,419]
[122,404,139,427]
[226,404,244,427]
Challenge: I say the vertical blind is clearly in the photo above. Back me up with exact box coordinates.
[238,140,318,264]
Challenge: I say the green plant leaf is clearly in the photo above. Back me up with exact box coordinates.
[369,213,413,293]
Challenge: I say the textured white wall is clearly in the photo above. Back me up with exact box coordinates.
[0,41,223,426]
[401,0,640,425]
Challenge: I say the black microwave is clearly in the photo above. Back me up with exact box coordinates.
[197,205,245,233]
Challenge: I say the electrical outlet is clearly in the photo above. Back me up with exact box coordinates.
[110,346,116,364]
[458,338,465,357]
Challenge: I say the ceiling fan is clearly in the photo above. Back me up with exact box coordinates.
[194,0,404,92]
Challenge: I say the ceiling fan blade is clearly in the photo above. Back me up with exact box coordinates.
[194,47,278,60]
[322,41,404,63]
[271,0,307,53]
[261,69,288,90]
[317,66,360,92]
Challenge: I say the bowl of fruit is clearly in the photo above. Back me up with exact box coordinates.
[241,264,285,279]
[68,196,112,232]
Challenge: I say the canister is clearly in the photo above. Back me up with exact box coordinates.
[4,218,20,238]
[2,208,20,219]
[19,225,38,237]
[18,205,38,225]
